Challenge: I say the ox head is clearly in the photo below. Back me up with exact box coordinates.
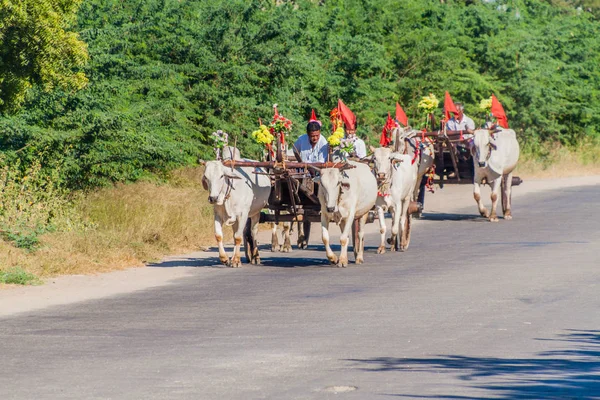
[314,168,350,213]
[221,146,242,161]
[371,146,393,183]
[201,161,239,205]
[472,129,497,168]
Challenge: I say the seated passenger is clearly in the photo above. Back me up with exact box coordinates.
[294,121,329,163]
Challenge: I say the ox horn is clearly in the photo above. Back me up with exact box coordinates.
[224,173,241,179]
[198,158,206,166]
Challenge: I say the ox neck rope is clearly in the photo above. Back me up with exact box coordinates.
[406,139,420,165]
[377,178,391,198]
[482,136,496,163]
[220,174,235,202]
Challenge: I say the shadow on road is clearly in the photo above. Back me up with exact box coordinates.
[346,329,600,399]
[147,256,227,268]
[147,244,347,268]
[419,212,485,222]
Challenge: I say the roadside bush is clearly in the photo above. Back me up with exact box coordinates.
[0,155,86,251]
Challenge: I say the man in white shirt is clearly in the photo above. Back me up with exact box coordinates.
[446,102,475,138]
[345,128,367,159]
[294,121,329,163]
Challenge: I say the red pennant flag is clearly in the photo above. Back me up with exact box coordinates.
[444,91,458,121]
[309,109,322,127]
[337,99,356,132]
[395,102,408,127]
[491,94,509,129]
[380,112,396,147]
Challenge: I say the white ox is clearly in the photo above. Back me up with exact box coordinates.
[471,128,520,222]
[315,161,377,267]
[202,160,271,267]
[371,146,419,252]
[371,131,425,253]
[390,127,434,206]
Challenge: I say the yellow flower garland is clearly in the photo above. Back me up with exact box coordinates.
[417,93,440,114]
[251,125,274,145]
[327,126,345,147]
[479,97,492,112]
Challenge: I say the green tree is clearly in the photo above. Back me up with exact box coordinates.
[0,0,88,113]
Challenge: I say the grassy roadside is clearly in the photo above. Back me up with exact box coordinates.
[517,139,600,178]
[0,142,599,286]
[0,167,215,285]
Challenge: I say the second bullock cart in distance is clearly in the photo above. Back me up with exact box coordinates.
[426,116,523,187]
[409,116,522,210]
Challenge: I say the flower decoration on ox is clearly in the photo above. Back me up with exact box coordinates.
[211,130,229,160]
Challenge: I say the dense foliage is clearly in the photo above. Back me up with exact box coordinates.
[0,0,88,113]
[1,0,599,188]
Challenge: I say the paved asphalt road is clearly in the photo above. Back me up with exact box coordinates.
[1,185,599,400]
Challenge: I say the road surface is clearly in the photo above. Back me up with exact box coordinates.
[1,178,599,399]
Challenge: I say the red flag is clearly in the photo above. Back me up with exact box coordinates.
[309,109,322,127]
[491,94,509,129]
[337,99,356,131]
[444,91,458,121]
[380,112,396,147]
[395,102,408,127]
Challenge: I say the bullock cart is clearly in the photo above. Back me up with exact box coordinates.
[408,117,523,187]
[220,144,372,262]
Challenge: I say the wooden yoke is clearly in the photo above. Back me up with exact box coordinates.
[221,160,355,170]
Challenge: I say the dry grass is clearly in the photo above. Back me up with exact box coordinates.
[517,140,600,179]
[0,167,215,278]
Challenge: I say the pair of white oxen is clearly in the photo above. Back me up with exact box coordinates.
[202,127,519,268]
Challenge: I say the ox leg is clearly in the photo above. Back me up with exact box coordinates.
[231,215,246,267]
[355,214,368,264]
[298,220,311,249]
[400,199,412,251]
[338,208,357,268]
[249,214,261,264]
[390,202,401,252]
[489,179,501,222]
[473,181,489,218]
[271,222,279,252]
[377,205,387,254]
[321,215,338,265]
[214,217,229,265]
[413,176,426,218]
[338,218,350,268]
[502,172,514,220]
[282,222,292,252]
[296,220,304,248]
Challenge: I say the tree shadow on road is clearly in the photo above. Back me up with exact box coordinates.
[346,329,600,399]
